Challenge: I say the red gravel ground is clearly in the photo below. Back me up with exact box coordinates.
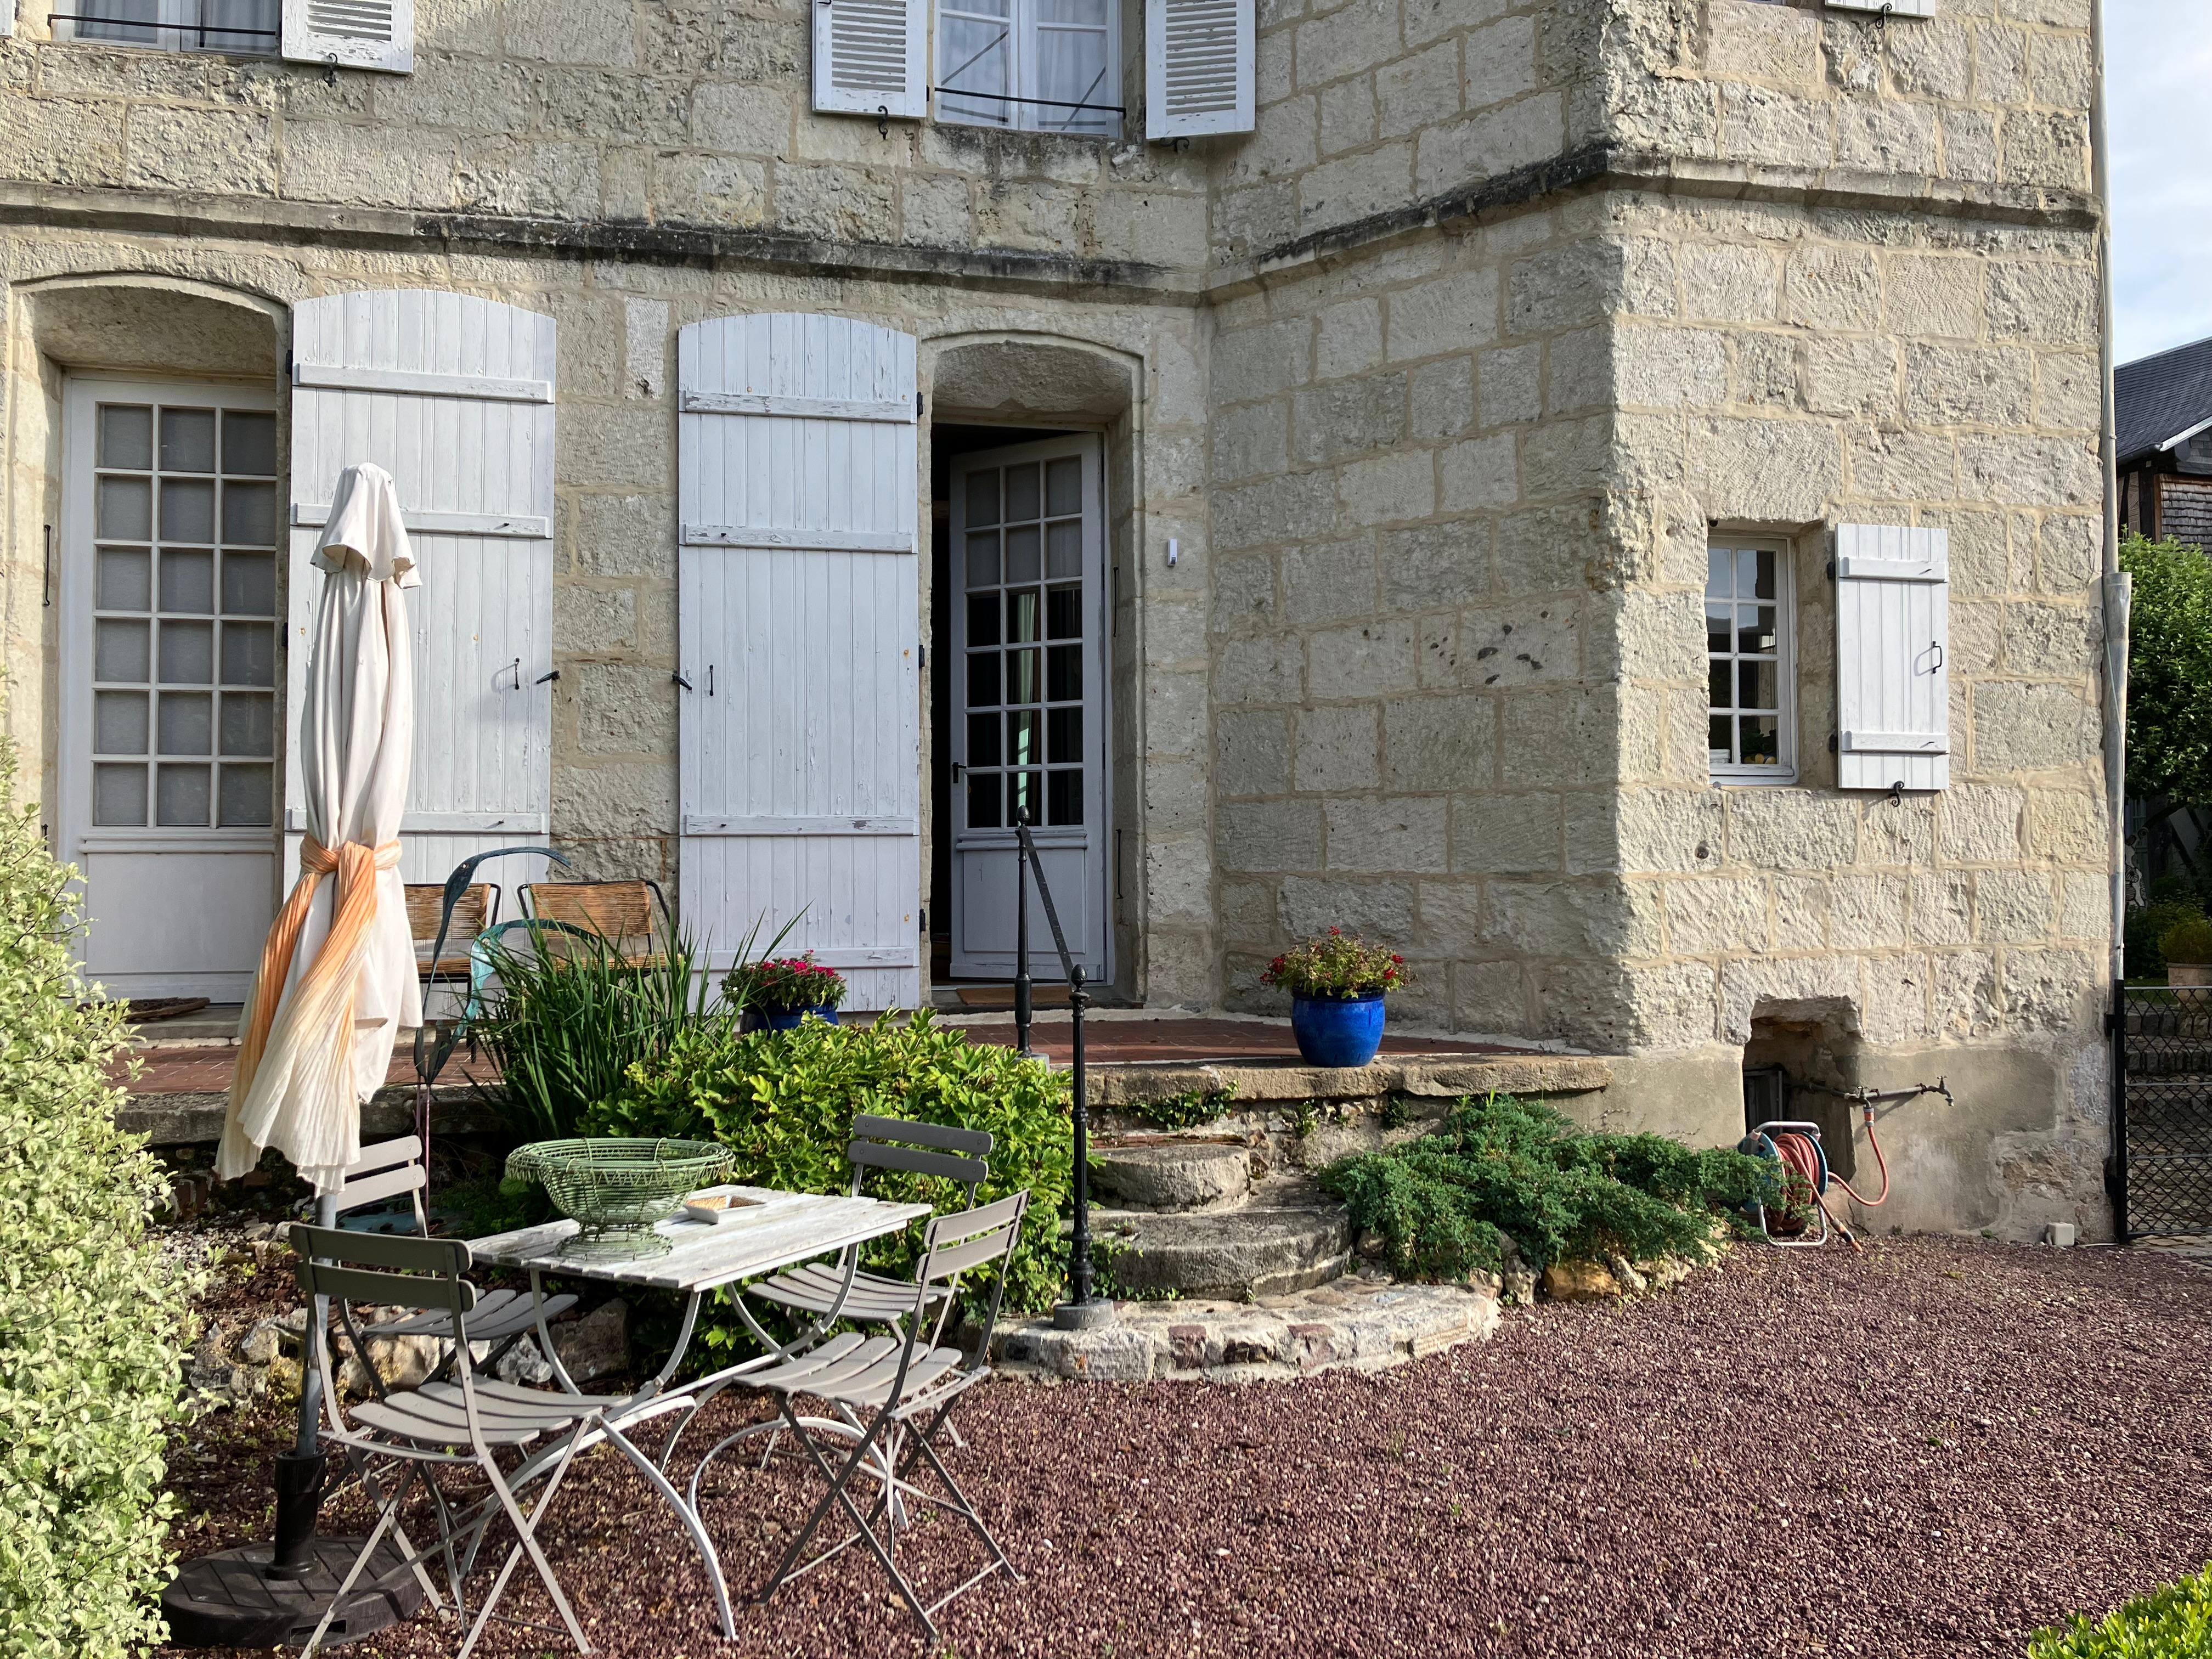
[163,1235,2212,1659]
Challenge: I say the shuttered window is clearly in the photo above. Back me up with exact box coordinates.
[935,0,1119,136]
[1834,524,1950,793]
[1707,539,1796,782]
[814,0,929,119]
[55,0,280,54]
[280,0,413,74]
[1145,0,1253,139]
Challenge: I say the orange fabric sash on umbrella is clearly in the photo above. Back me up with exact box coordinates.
[226,834,403,1128]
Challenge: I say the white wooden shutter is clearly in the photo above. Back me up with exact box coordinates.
[288,291,556,888]
[282,0,413,73]
[1824,0,1934,17]
[678,314,921,1011]
[1146,0,1253,139]
[1835,524,1949,792]
[812,0,927,119]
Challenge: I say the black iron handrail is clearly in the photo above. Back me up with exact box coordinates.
[1012,815,1104,1321]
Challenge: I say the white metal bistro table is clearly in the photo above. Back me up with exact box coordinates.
[467,1188,932,1639]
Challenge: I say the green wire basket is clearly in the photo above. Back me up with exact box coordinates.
[506,1138,731,1237]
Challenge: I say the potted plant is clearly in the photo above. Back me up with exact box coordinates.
[2160,918,2212,989]
[1262,929,1408,1068]
[724,954,849,1028]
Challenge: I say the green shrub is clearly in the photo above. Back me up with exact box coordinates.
[2157,916,2212,968]
[1317,1093,1783,1280]
[585,1012,1073,1347]
[2030,1562,2212,1658]
[2128,900,2203,979]
[475,926,725,1139]
[0,738,196,1656]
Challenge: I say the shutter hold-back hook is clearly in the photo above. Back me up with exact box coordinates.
[878,105,890,137]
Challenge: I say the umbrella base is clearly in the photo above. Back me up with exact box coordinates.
[161,1538,424,1648]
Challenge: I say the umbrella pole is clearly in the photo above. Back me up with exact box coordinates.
[267,1192,336,1577]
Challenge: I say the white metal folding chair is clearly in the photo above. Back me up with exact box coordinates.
[331,1138,577,1384]
[744,1114,992,1331]
[290,1225,628,1658]
[737,1191,1030,1644]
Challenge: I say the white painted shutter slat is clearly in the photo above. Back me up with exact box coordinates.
[812,0,927,119]
[1835,523,1949,792]
[289,291,555,884]
[1146,0,1254,140]
[281,0,414,74]
[678,314,921,1011]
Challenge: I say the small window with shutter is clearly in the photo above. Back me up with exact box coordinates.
[1833,524,1949,792]
[1707,538,1797,783]
[1146,0,1253,139]
[280,0,412,72]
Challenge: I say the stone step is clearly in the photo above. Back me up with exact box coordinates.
[1090,1138,1251,1211]
[1094,1186,1352,1299]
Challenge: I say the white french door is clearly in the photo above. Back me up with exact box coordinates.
[57,376,282,1000]
[948,434,1109,981]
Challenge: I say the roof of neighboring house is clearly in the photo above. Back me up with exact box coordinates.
[2117,334,2212,466]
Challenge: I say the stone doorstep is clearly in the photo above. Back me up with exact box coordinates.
[989,1277,1502,1384]
[118,1084,501,1148]
[1087,1052,1613,1108]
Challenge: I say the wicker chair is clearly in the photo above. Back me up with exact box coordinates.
[404,882,498,979]
[517,879,671,966]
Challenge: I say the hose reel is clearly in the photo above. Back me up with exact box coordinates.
[1736,1078,1952,1251]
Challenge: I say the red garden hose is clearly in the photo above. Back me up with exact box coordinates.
[1768,1105,1891,1252]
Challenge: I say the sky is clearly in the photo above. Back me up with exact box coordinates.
[2108,0,2212,365]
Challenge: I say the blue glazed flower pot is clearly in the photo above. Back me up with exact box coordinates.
[761,1005,839,1030]
[1290,991,1386,1068]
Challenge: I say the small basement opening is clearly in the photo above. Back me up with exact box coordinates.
[1743,1007,1860,1182]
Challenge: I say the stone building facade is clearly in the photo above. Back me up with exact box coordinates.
[0,0,2114,1238]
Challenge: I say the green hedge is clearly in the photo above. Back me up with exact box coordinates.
[585,1012,1072,1351]
[1318,1093,1782,1279]
[2030,1563,2212,1658]
[0,740,196,1657]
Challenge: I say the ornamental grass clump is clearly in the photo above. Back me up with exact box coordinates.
[1318,1092,1782,1280]
[1261,928,1408,998]
[721,954,848,1012]
[587,1011,1072,1343]
[0,737,197,1657]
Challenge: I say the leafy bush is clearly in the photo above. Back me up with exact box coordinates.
[2158,916,2212,967]
[475,926,724,1139]
[2030,1561,2212,1658]
[586,1012,1073,1344]
[0,738,196,1656]
[1317,1093,1782,1279]
[1263,928,1408,997]
[722,954,848,1011]
[2128,899,2204,979]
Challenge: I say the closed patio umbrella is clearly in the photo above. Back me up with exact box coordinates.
[218,461,420,1194]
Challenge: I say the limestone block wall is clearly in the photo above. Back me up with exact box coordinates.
[1214,0,1589,263]
[1207,194,1629,1035]
[0,0,1212,273]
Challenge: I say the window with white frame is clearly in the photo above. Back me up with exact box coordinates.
[1706,539,1795,782]
[937,0,1120,135]
[55,0,280,54]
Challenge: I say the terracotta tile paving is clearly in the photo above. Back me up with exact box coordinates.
[115,1016,1523,1096]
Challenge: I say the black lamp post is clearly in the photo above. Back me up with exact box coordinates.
[1013,818,1111,1330]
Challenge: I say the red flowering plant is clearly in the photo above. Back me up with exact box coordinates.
[721,953,849,1012]
[1260,928,1408,1000]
